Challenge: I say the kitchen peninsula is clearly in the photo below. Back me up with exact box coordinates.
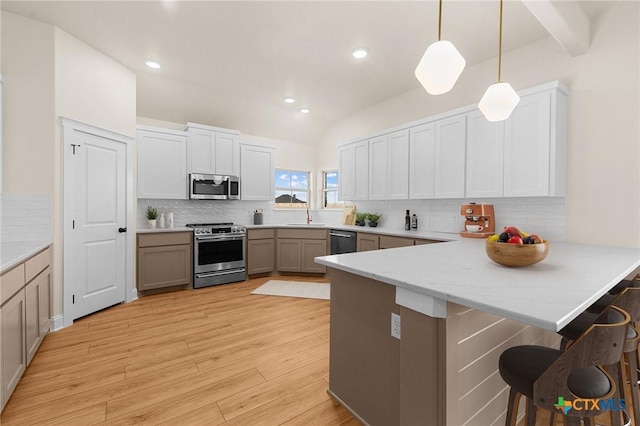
[315,240,640,425]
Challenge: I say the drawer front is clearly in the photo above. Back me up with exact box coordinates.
[414,239,441,245]
[138,232,192,247]
[1,264,26,306]
[277,228,328,240]
[25,247,51,283]
[379,235,414,249]
[248,228,275,240]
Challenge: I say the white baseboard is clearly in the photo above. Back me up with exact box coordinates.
[50,314,65,331]
[128,288,138,302]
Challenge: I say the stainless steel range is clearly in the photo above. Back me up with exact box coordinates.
[186,223,246,288]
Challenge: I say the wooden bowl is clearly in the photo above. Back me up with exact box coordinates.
[485,240,549,267]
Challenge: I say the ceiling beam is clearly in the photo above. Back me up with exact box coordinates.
[521,0,590,56]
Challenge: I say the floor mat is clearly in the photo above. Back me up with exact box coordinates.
[251,280,330,300]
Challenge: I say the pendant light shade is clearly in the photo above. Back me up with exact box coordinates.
[415,0,466,95]
[479,0,519,121]
[415,40,466,95]
[478,82,520,122]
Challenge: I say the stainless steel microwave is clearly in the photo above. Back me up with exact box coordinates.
[189,174,240,200]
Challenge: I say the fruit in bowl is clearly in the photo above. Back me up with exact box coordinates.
[485,226,549,267]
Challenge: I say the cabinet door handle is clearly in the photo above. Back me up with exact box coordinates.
[118,227,127,233]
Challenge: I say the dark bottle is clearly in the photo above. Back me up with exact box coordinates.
[411,214,418,230]
[405,210,411,230]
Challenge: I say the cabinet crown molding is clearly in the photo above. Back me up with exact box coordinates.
[184,122,240,135]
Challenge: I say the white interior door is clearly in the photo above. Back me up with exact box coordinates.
[64,122,128,322]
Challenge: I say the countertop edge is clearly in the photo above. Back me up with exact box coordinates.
[245,224,459,241]
[136,227,193,234]
[1,240,53,273]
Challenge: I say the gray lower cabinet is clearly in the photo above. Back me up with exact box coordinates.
[25,267,51,365]
[379,235,415,249]
[357,233,380,252]
[137,232,192,291]
[276,229,328,273]
[1,246,51,412]
[1,290,26,409]
[247,229,275,275]
[301,240,327,273]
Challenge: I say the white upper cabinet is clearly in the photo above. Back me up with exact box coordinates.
[368,136,388,200]
[338,140,369,201]
[386,131,410,199]
[368,131,409,200]
[409,123,436,199]
[240,144,274,201]
[137,126,188,199]
[434,115,466,198]
[185,122,240,176]
[338,80,568,201]
[504,88,567,197]
[466,110,505,198]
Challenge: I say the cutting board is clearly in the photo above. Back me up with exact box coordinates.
[342,206,356,225]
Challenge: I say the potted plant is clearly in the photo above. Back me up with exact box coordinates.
[355,212,367,226]
[367,213,382,227]
[146,206,158,229]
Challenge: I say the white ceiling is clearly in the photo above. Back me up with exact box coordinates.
[1,1,611,145]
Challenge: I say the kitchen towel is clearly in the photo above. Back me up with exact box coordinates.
[251,280,330,300]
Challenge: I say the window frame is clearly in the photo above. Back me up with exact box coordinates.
[322,169,343,209]
[274,168,310,209]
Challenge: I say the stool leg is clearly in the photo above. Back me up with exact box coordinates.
[505,388,520,426]
[565,416,581,426]
[525,397,536,426]
[624,351,640,425]
[609,362,624,426]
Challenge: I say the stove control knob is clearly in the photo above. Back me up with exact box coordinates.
[194,229,200,234]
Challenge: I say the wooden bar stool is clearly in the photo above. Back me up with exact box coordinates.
[499,305,630,426]
[559,286,640,425]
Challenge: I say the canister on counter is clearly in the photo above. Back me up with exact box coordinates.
[254,210,263,225]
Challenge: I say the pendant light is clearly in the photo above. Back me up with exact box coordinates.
[478,0,520,122]
[414,0,466,95]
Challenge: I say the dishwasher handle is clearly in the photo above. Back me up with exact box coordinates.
[330,232,353,238]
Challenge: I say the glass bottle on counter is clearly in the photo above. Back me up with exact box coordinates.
[405,210,411,230]
[411,214,418,230]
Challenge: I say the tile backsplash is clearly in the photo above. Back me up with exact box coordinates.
[138,199,319,229]
[1,193,53,242]
[138,197,566,241]
[349,198,566,241]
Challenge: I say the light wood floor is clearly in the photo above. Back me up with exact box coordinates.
[1,276,361,426]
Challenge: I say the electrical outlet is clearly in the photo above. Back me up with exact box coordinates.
[391,313,401,340]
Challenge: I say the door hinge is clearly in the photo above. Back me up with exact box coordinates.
[72,295,75,304]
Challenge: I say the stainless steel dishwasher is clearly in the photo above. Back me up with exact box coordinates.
[330,229,357,254]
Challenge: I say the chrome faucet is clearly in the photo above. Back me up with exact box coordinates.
[306,205,312,224]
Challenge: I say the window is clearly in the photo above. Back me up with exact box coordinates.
[275,169,309,208]
[323,170,343,208]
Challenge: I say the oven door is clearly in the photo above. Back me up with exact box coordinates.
[194,234,246,274]
[190,174,229,200]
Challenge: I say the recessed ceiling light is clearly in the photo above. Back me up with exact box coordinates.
[145,61,161,69]
[284,97,296,104]
[352,48,368,59]
[300,108,310,114]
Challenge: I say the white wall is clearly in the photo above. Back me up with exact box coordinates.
[315,2,640,248]
[51,28,137,318]
[1,13,138,320]
[1,13,55,194]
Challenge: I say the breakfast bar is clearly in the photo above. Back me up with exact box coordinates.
[315,239,640,425]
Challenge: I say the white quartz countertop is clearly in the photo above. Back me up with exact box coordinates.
[315,239,640,331]
[137,227,193,234]
[245,224,459,242]
[1,240,52,273]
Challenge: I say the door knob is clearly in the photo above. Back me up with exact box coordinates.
[118,227,127,233]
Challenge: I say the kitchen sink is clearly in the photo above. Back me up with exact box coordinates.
[285,223,326,227]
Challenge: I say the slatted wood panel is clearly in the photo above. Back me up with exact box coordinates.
[0,277,358,426]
